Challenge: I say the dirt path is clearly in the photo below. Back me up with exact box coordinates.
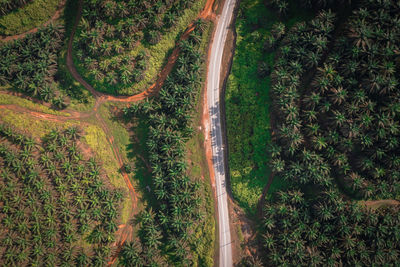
[66,0,215,107]
[359,199,400,209]
[0,0,67,42]
[1,0,217,264]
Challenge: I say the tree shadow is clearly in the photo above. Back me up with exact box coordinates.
[114,112,159,211]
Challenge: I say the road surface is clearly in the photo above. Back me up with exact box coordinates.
[207,0,236,266]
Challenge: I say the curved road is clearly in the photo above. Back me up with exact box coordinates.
[207,0,236,266]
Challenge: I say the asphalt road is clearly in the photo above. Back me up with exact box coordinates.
[206,0,236,266]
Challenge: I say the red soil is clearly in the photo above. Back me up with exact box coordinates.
[0,0,67,42]
[1,0,217,264]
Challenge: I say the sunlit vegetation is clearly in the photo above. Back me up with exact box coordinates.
[0,24,68,108]
[0,124,124,266]
[254,0,400,265]
[269,1,400,200]
[118,21,211,265]
[0,0,32,16]
[225,0,311,214]
[74,0,198,95]
[262,189,400,265]
[0,0,62,36]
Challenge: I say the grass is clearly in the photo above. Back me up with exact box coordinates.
[57,49,95,112]
[122,21,215,266]
[0,103,132,247]
[0,108,76,138]
[225,0,311,215]
[185,22,215,267]
[55,0,95,113]
[0,93,69,116]
[73,0,206,95]
[82,124,133,224]
[0,0,62,36]
[98,103,130,161]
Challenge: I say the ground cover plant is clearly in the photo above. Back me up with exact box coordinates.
[0,0,33,16]
[73,0,199,95]
[268,0,352,16]
[0,124,124,266]
[0,23,68,107]
[0,0,62,36]
[225,0,311,215]
[252,0,400,265]
[118,21,213,265]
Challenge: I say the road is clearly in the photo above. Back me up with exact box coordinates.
[206,0,236,266]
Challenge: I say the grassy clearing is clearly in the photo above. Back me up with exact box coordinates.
[73,0,206,95]
[0,0,62,36]
[186,22,215,267]
[57,49,95,112]
[55,0,95,113]
[225,0,311,215]
[83,125,123,188]
[97,102,142,222]
[0,108,76,138]
[0,93,69,116]
[98,103,130,161]
[186,127,216,267]
[82,124,132,224]
[0,107,132,251]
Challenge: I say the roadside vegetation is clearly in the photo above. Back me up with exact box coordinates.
[118,21,215,266]
[0,0,216,265]
[0,23,69,108]
[0,124,124,266]
[0,0,62,36]
[73,0,205,95]
[231,0,400,265]
[225,0,311,215]
[0,0,33,16]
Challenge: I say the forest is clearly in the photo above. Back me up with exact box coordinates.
[2,0,399,265]
[251,0,400,265]
[118,21,211,266]
[0,0,32,16]
[0,124,123,266]
[0,0,215,265]
[73,0,198,94]
[0,24,68,107]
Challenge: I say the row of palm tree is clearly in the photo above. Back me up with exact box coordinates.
[267,0,352,16]
[0,124,123,266]
[74,0,196,94]
[258,0,400,265]
[0,0,32,16]
[119,22,207,265]
[119,209,166,266]
[261,188,400,266]
[0,23,68,107]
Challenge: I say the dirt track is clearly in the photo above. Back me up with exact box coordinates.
[1,0,217,264]
[0,0,67,42]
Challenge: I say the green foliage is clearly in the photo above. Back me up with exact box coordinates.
[0,93,68,116]
[0,0,62,35]
[268,0,352,16]
[225,0,311,215]
[0,0,32,16]
[119,25,210,265]
[262,189,400,266]
[270,1,400,200]
[0,23,68,106]
[257,0,400,265]
[0,124,123,266]
[73,0,200,95]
